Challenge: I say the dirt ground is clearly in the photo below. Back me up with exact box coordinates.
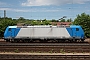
[0,39,4,41]
[84,38,90,42]
[0,53,89,55]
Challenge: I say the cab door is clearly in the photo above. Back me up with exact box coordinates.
[72,28,79,38]
[10,28,16,38]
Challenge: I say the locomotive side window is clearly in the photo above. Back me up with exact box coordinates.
[8,28,11,32]
[76,28,79,31]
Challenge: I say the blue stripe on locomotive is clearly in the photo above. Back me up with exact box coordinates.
[66,25,84,39]
[4,26,20,39]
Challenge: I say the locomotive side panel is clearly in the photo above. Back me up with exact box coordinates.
[15,27,71,39]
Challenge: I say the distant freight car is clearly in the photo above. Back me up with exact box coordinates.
[4,25,85,42]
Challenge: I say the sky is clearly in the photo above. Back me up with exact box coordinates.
[0,0,90,20]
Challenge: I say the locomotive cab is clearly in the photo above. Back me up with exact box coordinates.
[70,25,85,41]
[4,26,18,42]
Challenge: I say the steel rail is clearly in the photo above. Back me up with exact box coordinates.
[0,54,89,60]
[0,46,90,53]
[0,43,89,46]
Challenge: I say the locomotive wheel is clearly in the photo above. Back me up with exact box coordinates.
[75,40,77,42]
[80,39,84,42]
[6,39,10,42]
[25,40,29,43]
[14,40,19,43]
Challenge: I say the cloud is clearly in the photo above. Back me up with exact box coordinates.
[0,1,6,5]
[0,7,62,12]
[85,9,90,12]
[22,0,90,6]
[14,9,29,12]
[0,8,11,10]
[0,8,28,12]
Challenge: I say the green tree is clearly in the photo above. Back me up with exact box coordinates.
[43,20,51,25]
[0,17,17,37]
[51,19,57,22]
[73,13,90,37]
[67,18,72,22]
[18,17,25,20]
[17,17,25,23]
[60,19,66,22]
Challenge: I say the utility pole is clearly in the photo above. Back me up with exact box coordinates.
[4,10,6,20]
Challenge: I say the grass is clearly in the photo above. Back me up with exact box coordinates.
[14,49,19,53]
[60,49,66,54]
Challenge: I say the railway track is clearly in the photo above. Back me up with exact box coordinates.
[0,42,89,46]
[0,43,90,53]
[0,46,89,53]
[0,53,90,60]
[0,40,90,60]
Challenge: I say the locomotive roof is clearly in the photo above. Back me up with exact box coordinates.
[8,25,81,28]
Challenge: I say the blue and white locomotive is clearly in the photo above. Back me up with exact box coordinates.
[4,25,85,42]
